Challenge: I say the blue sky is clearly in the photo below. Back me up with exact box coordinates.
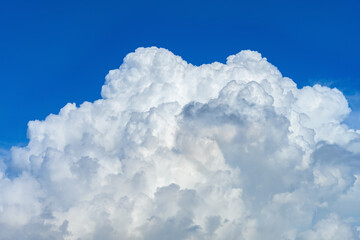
[1,0,359,148]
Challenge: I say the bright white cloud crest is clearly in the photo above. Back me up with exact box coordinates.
[1,47,360,239]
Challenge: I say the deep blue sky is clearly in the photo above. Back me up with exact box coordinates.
[1,0,359,148]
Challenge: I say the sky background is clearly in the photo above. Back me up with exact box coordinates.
[1,0,359,148]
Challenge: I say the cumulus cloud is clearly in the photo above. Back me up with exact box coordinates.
[1,47,360,239]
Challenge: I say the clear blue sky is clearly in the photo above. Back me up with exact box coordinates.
[1,0,359,148]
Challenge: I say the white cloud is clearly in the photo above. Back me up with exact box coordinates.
[1,47,360,239]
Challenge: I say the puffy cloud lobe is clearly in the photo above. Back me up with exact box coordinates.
[1,47,360,239]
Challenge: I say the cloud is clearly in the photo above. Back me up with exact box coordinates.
[1,47,360,239]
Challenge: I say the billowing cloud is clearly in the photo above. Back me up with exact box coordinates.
[1,47,360,239]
